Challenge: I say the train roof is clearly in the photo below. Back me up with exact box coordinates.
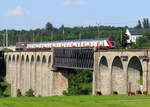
[28,38,107,44]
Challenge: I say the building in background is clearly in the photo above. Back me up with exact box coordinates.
[126,28,150,43]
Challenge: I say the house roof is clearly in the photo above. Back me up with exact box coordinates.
[128,28,150,35]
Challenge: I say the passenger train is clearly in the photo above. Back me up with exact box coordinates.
[16,38,116,50]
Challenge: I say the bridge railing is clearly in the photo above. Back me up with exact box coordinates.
[53,48,94,70]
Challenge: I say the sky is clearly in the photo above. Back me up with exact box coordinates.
[0,0,150,30]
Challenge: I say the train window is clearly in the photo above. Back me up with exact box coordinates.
[111,41,115,46]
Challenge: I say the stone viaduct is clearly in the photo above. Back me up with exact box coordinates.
[4,50,68,97]
[93,49,149,95]
[3,48,150,97]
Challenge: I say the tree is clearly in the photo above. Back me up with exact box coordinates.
[143,18,147,28]
[143,18,149,28]
[116,30,129,48]
[135,20,142,28]
[146,18,150,28]
[45,22,53,31]
[134,31,150,48]
[17,89,22,97]
[143,31,150,39]
[60,25,65,40]
[67,69,92,95]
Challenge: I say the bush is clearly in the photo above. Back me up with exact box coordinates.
[62,90,69,96]
[2,48,13,52]
[0,77,11,97]
[68,69,93,95]
[0,88,3,96]
[17,89,22,97]
[25,89,34,97]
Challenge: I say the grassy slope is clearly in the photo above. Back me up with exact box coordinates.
[0,95,150,107]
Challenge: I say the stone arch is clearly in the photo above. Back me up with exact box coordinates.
[99,56,110,94]
[100,56,108,69]
[8,55,11,62]
[11,55,17,97]
[20,55,25,93]
[48,55,51,66]
[7,55,12,84]
[26,55,29,63]
[127,56,143,92]
[21,55,24,63]
[16,55,20,91]
[47,55,52,96]
[16,55,19,63]
[37,55,40,64]
[30,55,35,91]
[12,55,15,62]
[36,55,41,95]
[31,55,34,64]
[4,55,7,61]
[42,55,48,96]
[25,55,30,91]
[42,55,46,64]
[111,56,124,94]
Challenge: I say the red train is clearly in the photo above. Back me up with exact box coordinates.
[16,38,116,50]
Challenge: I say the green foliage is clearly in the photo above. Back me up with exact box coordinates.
[132,31,150,48]
[0,86,3,96]
[68,69,92,95]
[25,89,34,97]
[143,18,149,28]
[17,89,22,97]
[45,22,53,31]
[0,77,11,97]
[2,48,12,52]
[62,90,69,96]
[135,18,150,29]
[115,29,129,48]
[135,20,142,28]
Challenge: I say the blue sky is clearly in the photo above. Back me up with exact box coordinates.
[0,0,150,30]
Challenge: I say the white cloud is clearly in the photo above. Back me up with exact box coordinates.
[50,16,57,22]
[63,0,86,6]
[7,6,24,16]
[64,1,73,6]
[75,0,86,5]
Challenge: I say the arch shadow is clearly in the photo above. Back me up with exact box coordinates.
[111,56,124,94]
[127,56,143,92]
[99,56,109,94]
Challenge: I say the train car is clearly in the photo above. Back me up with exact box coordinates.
[19,38,116,50]
[16,42,28,51]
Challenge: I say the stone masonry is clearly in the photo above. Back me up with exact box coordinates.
[4,49,150,97]
[4,50,68,97]
[93,49,150,95]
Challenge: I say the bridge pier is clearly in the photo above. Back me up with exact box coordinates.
[4,51,68,97]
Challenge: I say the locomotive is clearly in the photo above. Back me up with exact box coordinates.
[16,42,28,51]
[16,38,116,50]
